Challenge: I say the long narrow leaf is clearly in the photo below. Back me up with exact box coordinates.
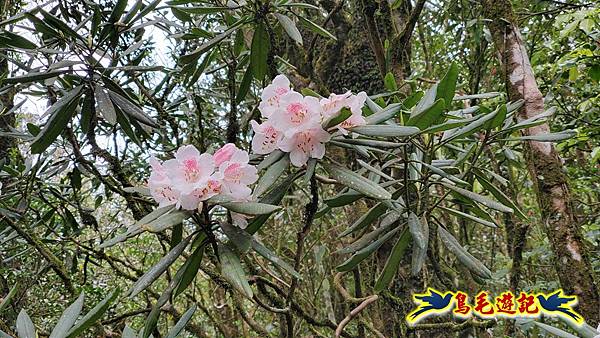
[50,292,85,338]
[66,289,120,338]
[129,237,191,297]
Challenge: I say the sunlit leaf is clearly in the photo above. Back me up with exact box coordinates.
[275,13,302,45]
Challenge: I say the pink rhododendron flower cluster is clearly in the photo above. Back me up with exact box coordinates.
[148,144,258,211]
[251,74,368,167]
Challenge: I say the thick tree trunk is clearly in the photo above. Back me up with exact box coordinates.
[482,0,600,324]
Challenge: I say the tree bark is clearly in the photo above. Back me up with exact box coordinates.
[482,0,600,324]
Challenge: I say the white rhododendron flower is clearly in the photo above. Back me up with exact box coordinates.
[251,74,367,166]
[148,157,179,207]
[215,145,259,201]
[278,127,331,167]
[148,144,258,211]
[258,74,291,118]
[250,120,283,154]
[270,91,322,136]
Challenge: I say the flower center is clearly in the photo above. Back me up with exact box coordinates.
[287,103,307,124]
[224,163,243,183]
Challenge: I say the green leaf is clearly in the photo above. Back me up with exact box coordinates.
[357,159,393,180]
[122,0,142,24]
[350,125,420,137]
[402,91,424,110]
[66,289,120,338]
[421,162,469,186]
[253,154,290,198]
[165,305,197,338]
[134,0,162,22]
[336,215,400,255]
[487,104,507,129]
[172,6,229,14]
[501,107,553,134]
[31,86,83,153]
[414,83,437,116]
[50,292,85,338]
[3,70,64,84]
[506,99,525,113]
[422,116,476,134]
[407,99,445,130]
[129,236,191,297]
[533,322,578,338]
[365,103,403,125]
[108,90,159,128]
[99,206,174,248]
[436,62,459,108]
[439,206,497,228]
[300,87,322,98]
[221,202,281,215]
[180,24,241,64]
[324,189,362,208]
[325,107,352,129]
[508,130,576,142]
[222,222,301,279]
[336,226,401,272]
[246,172,301,234]
[441,109,499,143]
[24,12,60,37]
[438,226,491,279]
[145,210,192,233]
[279,2,322,10]
[333,137,403,148]
[108,0,128,22]
[39,9,81,40]
[384,72,397,91]
[297,16,336,40]
[339,202,387,237]
[563,321,599,338]
[122,325,137,338]
[256,150,285,171]
[473,170,527,219]
[442,182,513,213]
[173,240,206,297]
[275,13,302,45]
[0,282,18,314]
[251,22,270,80]
[17,309,36,338]
[408,212,426,250]
[236,65,253,104]
[219,244,253,298]
[453,92,501,100]
[0,30,37,49]
[325,164,391,200]
[304,158,318,183]
[94,86,117,125]
[411,215,428,276]
[374,228,410,291]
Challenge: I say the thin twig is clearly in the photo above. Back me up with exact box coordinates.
[335,295,379,337]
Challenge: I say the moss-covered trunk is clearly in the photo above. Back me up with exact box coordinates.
[482,0,600,325]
